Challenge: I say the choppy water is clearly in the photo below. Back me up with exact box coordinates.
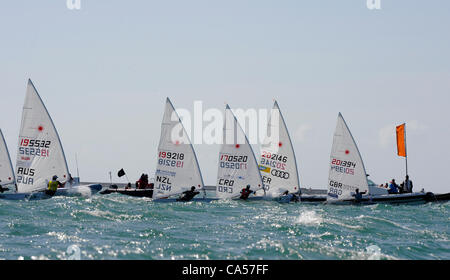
[0,192,449,260]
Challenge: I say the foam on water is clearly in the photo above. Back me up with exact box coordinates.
[0,194,448,260]
[295,211,323,226]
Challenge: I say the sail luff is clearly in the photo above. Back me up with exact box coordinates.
[166,97,205,189]
[275,101,301,193]
[27,80,70,177]
[0,129,15,185]
[339,113,369,187]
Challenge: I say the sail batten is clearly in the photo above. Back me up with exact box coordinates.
[259,101,300,196]
[15,80,70,193]
[0,130,15,186]
[153,98,204,198]
[216,105,264,199]
[327,113,369,201]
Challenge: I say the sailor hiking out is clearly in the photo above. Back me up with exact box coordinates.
[240,185,255,200]
[282,190,300,202]
[46,175,62,196]
[177,186,200,202]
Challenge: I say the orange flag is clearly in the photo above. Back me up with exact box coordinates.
[396,124,406,157]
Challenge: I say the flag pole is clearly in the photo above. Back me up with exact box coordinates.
[404,123,408,177]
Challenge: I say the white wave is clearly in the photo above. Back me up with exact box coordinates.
[295,211,323,226]
[67,185,93,197]
[47,231,88,243]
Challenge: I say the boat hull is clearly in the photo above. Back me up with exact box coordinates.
[300,195,327,204]
[425,192,450,203]
[327,192,435,205]
[152,197,218,203]
[100,188,154,198]
[0,192,52,201]
[0,184,102,201]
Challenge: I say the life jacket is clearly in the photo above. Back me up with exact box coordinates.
[48,180,59,191]
[240,188,252,198]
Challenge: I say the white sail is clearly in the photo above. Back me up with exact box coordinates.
[216,105,264,199]
[327,113,368,201]
[153,98,204,198]
[0,130,15,186]
[259,101,300,196]
[15,80,69,193]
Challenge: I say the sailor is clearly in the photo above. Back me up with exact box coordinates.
[291,193,300,202]
[177,186,200,202]
[281,190,291,201]
[143,174,149,189]
[136,174,143,189]
[399,182,406,194]
[352,188,367,202]
[240,185,254,200]
[136,174,149,189]
[388,179,399,194]
[404,175,413,193]
[281,190,300,203]
[0,184,9,193]
[46,175,61,196]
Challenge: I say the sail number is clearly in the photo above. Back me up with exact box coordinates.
[331,158,356,168]
[260,158,286,171]
[158,152,185,168]
[220,155,248,162]
[19,138,51,158]
[19,147,49,157]
[330,158,355,175]
[159,152,184,160]
[261,151,287,163]
[220,154,248,170]
[21,138,51,148]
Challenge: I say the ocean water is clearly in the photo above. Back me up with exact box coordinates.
[0,192,449,260]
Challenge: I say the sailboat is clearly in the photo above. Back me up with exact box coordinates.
[0,80,101,201]
[216,104,264,200]
[259,101,301,202]
[0,129,16,193]
[151,98,212,202]
[326,113,438,205]
[100,98,207,201]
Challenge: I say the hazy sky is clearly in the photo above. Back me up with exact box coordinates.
[1,1,449,193]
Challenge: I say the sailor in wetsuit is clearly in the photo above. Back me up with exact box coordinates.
[352,188,367,203]
[290,192,300,202]
[281,190,300,203]
[177,186,200,202]
[240,185,254,200]
[0,184,9,193]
